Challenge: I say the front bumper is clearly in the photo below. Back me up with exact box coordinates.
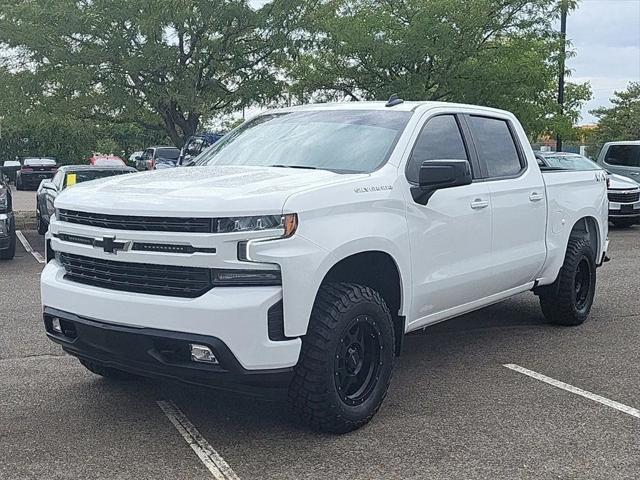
[609,201,640,219]
[44,307,293,395]
[41,260,301,372]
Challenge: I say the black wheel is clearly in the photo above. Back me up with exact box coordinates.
[288,282,395,433]
[539,236,596,326]
[612,218,636,228]
[36,209,48,235]
[78,359,138,380]
[16,177,23,191]
[0,228,16,260]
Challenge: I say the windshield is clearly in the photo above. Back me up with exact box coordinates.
[538,153,601,171]
[65,169,132,188]
[604,145,640,167]
[156,148,180,160]
[195,110,412,173]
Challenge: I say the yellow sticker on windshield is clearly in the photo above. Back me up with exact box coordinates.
[66,173,77,186]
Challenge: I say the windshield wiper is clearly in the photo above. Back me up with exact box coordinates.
[269,164,319,170]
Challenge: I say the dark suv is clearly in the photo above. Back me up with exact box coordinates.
[0,167,16,259]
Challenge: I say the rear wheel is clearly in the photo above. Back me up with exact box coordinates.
[78,359,138,380]
[539,236,596,326]
[612,218,636,228]
[16,177,23,191]
[288,283,395,433]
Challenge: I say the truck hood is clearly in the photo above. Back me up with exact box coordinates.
[608,173,640,190]
[55,166,364,216]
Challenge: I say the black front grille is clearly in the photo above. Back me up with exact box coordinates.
[608,191,640,203]
[58,209,213,233]
[58,252,213,298]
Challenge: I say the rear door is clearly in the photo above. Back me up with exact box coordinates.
[405,113,494,325]
[467,115,547,291]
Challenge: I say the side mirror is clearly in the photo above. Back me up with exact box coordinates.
[134,155,142,161]
[412,159,472,204]
[41,180,56,191]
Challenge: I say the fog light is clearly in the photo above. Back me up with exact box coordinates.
[190,344,218,364]
[51,317,62,333]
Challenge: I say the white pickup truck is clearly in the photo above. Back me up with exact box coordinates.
[41,100,609,433]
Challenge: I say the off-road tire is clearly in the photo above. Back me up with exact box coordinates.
[78,359,138,380]
[0,228,16,260]
[539,236,596,326]
[612,218,636,228]
[288,282,395,434]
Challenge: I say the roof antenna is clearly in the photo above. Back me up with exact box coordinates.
[385,94,404,107]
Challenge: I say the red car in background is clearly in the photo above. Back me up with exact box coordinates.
[89,154,126,167]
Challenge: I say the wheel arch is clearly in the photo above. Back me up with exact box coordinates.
[319,250,406,356]
[569,216,600,263]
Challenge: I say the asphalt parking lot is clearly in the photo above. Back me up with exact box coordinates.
[10,185,36,212]
[1,229,638,480]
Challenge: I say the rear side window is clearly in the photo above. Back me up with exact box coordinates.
[604,145,640,167]
[469,116,523,178]
[406,115,468,183]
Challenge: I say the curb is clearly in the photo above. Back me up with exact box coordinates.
[15,211,37,231]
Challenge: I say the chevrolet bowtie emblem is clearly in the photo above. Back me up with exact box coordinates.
[93,235,129,254]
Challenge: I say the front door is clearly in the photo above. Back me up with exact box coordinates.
[405,114,494,328]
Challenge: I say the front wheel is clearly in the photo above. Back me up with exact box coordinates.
[289,283,395,433]
[0,228,16,260]
[539,236,596,326]
[36,209,48,235]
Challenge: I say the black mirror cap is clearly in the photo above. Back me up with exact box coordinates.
[412,159,473,204]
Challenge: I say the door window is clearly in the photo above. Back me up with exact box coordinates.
[469,116,523,178]
[406,115,469,183]
[604,145,640,167]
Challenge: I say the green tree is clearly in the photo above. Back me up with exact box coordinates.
[0,0,296,147]
[590,82,640,144]
[289,0,590,137]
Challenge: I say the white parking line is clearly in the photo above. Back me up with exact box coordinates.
[157,400,240,480]
[16,230,45,264]
[504,364,640,419]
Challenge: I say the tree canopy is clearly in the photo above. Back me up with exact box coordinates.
[289,0,589,137]
[590,82,640,144]
[0,0,591,155]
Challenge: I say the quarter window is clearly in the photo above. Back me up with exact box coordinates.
[469,116,523,178]
[407,115,468,183]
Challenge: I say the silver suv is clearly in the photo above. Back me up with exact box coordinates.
[596,141,640,183]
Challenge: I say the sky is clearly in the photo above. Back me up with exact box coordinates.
[566,0,640,124]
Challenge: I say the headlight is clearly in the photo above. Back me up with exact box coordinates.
[212,269,281,286]
[214,213,298,237]
[0,190,7,212]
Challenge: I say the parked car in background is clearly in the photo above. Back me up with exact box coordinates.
[178,132,225,166]
[536,151,640,228]
[2,160,21,184]
[16,157,58,190]
[36,165,136,235]
[0,167,16,259]
[135,146,181,171]
[89,154,126,167]
[128,151,143,165]
[596,141,640,182]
